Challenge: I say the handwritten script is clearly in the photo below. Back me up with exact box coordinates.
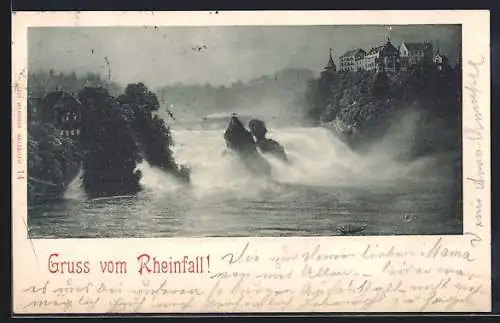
[463,56,487,252]
[13,21,490,314]
[18,237,487,313]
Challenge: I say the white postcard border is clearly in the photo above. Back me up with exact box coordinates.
[11,10,491,314]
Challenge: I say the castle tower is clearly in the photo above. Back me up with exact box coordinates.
[324,48,337,73]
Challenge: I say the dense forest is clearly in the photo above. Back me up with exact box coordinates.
[28,70,188,203]
[27,122,81,204]
[27,67,312,204]
[28,69,124,98]
[117,83,190,183]
[304,61,462,160]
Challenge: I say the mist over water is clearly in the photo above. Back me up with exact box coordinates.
[28,111,462,238]
[26,24,464,239]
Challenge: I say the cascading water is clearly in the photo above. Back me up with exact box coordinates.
[30,123,462,238]
[138,125,453,195]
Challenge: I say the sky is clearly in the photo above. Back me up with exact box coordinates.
[28,25,461,89]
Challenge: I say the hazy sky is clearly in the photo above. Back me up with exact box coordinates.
[28,25,461,88]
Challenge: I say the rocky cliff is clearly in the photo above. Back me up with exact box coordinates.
[305,62,462,161]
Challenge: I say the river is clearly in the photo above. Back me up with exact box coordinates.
[27,126,462,238]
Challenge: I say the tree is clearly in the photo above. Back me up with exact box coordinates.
[371,71,392,100]
[302,58,462,159]
[27,121,79,204]
[78,86,143,198]
[118,83,190,183]
[121,82,160,113]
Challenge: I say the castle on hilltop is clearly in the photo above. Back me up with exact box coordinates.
[323,38,453,74]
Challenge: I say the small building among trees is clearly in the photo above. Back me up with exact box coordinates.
[38,91,82,138]
[28,97,41,122]
[433,51,450,71]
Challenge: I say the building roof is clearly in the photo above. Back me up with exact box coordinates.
[41,91,81,107]
[402,42,433,51]
[340,48,366,59]
[38,91,82,121]
[367,45,384,55]
[380,39,398,57]
[325,49,336,69]
[326,56,336,68]
[84,80,106,88]
[366,39,398,57]
[28,97,42,103]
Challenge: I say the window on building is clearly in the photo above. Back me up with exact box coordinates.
[76,129,80,135]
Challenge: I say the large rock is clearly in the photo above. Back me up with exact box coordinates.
[249,119,288,162]
[224,115,271,177]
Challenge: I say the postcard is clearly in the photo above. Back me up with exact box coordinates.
[11,10,491,314]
